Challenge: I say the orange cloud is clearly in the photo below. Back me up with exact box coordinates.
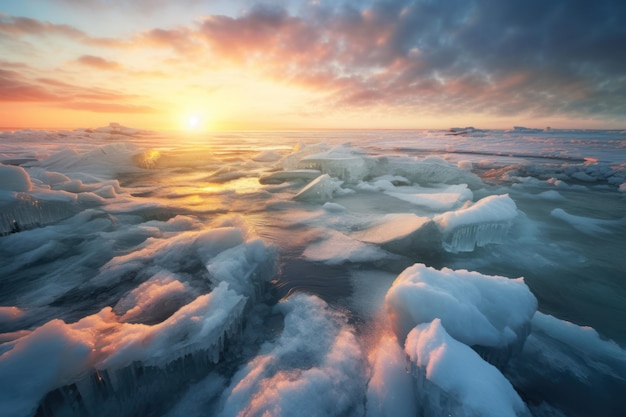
[0,69,61,102]
[0,15,125,47]
[0,66,153,114]
[76,55,122,70]
[61,102,154,113]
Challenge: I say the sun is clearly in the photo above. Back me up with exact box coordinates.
[186,114,201,130]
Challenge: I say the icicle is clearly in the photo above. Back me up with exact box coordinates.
[441,221,513,253]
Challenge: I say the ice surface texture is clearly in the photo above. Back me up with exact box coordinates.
[405,320,531,417]
[386,264,537,367]
[1,127,625,417]
[434,194,518,253]
[218,293,365,417]
[0,219,276,417]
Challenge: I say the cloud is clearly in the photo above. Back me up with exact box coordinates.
[61,102,154,113]
[0,69,62,102]
[76,55,122,70]
[0,15,124,47]
[54,0,205,13]
[2,1,625,124]
[0,66,153,113]
[182,0,626,121]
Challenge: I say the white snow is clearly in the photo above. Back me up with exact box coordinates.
[385,264,537,362]
[405,319,530,417]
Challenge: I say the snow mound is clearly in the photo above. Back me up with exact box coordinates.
[386,263,537,368]
[405,319,531,417]
[0,164,32,192]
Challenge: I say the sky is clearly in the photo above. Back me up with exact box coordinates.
[1,0,625,131]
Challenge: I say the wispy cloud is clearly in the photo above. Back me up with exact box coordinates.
[76,55,122,70]
[0,69,61,102]
[0,15,125,47]
[0,67,153,113]
[61,101,154,113]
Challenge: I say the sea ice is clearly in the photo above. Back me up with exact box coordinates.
[386,263,537,368]
[252,150,282,162]
[550,208,624,235]
[378,156,483,188]
[0,164,32,192]
[350,213,440,255]
[217,293,365,417]
[366,333,417,417]
[259,169,322,184]
[113,272,193,324]
[293,174,344,202]
[434,194,518,252]
[36,143,144,180]
[297,144,375,183]
[405,319,531,417]
[0,282,247,417]
[385,183,473,211]
[302,229,389,264]
[506,313,626,417]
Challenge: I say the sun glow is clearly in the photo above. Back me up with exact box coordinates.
[186,114,201,130]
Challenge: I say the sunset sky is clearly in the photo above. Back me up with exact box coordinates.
[1,0,625,131]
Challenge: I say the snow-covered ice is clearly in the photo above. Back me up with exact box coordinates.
[405,319,531,417]
[385,263,537,368]
[1,126,625,417]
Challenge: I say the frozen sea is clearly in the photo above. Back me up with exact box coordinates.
[0,126,625,417]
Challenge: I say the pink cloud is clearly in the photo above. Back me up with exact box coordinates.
[0,16,125,47]
[76,55,122,70]
[61,102,154,113]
